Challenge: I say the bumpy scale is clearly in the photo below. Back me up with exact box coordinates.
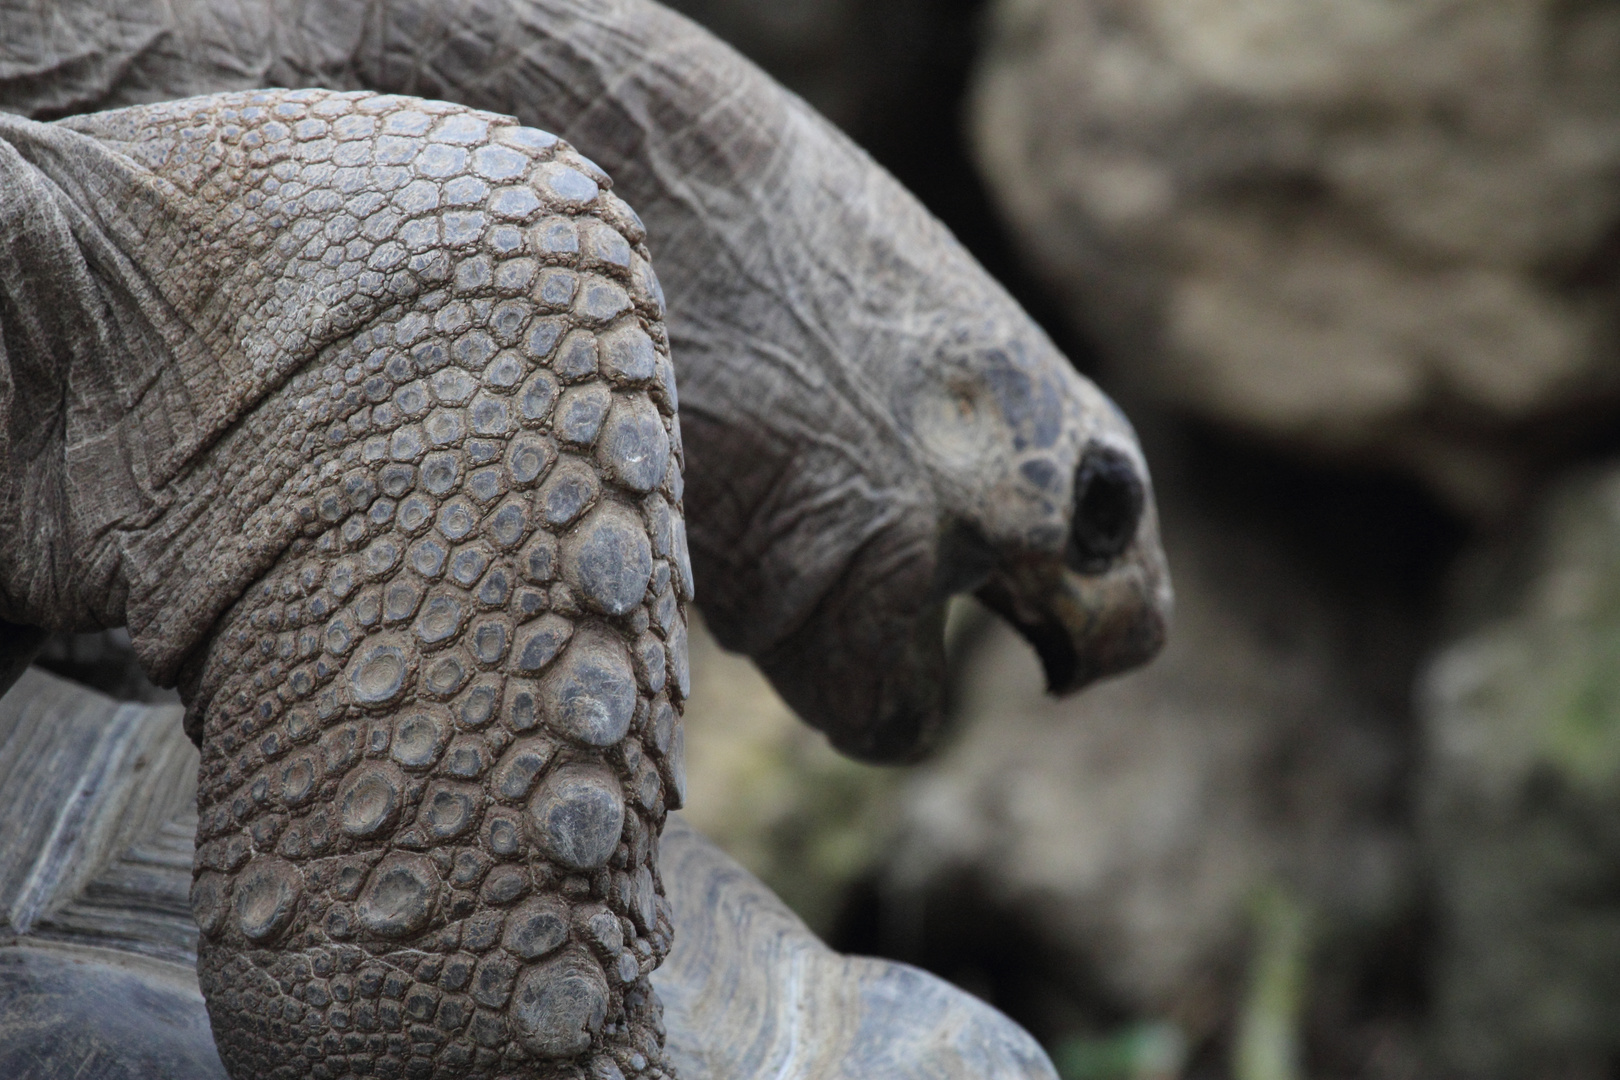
[101,89,692,1080]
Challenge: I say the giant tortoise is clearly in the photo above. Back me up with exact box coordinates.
[0,2,1171,1077]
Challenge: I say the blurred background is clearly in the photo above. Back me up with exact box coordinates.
[32,2,1620,1078]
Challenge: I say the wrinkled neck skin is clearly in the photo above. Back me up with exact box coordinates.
[0,0,1170,760]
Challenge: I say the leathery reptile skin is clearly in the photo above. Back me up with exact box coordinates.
[78,88,693,1080]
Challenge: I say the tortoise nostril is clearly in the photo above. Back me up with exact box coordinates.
[1069,445,1145,571]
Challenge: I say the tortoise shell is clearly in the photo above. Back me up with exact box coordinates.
[0,667,1055,1079]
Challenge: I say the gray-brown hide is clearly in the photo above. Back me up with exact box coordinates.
[0,0,1172,762]
[1,88,686,1078]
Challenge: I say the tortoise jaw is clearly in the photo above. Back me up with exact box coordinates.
[758,538,1170,765]
[977,440,1172,694]
[975,552,1171,696]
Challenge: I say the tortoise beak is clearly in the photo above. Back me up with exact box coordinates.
[976,442,1172,695]
[975,549,1170,696]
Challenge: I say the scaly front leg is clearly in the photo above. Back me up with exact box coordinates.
[59,90,693,1079]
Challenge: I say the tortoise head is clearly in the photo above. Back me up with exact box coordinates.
[752,283,1171,764]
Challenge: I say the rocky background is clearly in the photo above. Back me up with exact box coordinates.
[653,2,1620,1079]
[29,2,1620,1078]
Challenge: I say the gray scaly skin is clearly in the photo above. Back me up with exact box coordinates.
[0,3,1176,1075]
[2,89,685,1078]
[0,0,1173,763]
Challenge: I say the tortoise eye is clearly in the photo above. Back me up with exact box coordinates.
[1068,444,1144,572]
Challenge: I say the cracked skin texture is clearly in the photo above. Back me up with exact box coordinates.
[3,88,688,1078]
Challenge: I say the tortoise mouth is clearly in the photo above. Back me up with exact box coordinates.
[974,554,1169,697]
[970,442,1165,696]
[752,446,1171,765]
[759,536,1170,765]
[980,586,1084,692]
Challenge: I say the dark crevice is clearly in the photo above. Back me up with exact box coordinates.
[1067,444,1147,573]
[828,869,1134,1049]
